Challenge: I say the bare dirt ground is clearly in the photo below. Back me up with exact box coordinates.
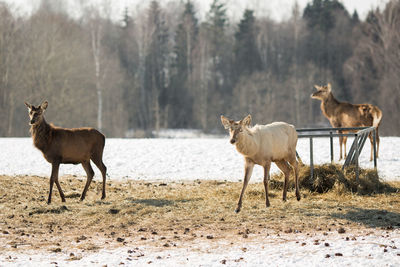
[0,174,399,260]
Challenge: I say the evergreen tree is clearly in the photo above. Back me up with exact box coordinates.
[205,0,230,93]
[351,10,360,25]
[117,7,141,131]
[169,1,198,128]
[303,0,354,99]
[234,9,262,79]
[144,1,169,131]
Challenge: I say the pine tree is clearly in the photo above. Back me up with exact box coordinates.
[233,9,262,79]
[169,0,198,128]
[303,0,354,99]
[117,7,141,131]
[206,0,229,93]
[145,1,169,132]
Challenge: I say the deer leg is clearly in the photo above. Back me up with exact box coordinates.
[288,155,301,201]
[275,160,291,202]
[369,128,379,161]
[81,161,94,201]
[92,155,107,200]
[54,177,65,203]
[263,161,271,208]
[338,136,343,161]
[235,159,254,213]
[48,162,60,204]
[369,131,380,161]
[376,131,380,159]
[343,136,348,159]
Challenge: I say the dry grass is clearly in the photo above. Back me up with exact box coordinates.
[0,172,399,255]
[271,164,397,195]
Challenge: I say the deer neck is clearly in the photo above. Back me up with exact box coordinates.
[321,93,341,118]
[235,129,258,157]
[30,118,51,152]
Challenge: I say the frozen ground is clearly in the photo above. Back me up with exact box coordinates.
[0,136,398,182]
[2,230,400,266]
[0,134,399,266]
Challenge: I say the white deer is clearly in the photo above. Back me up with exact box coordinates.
[221,115,300,213]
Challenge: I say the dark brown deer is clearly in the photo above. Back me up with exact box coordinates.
[25,101,107,204]
[311,83,382,161]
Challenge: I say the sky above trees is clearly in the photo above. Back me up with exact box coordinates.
[1,0,390,22]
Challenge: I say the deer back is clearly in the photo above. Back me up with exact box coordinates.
[246,122,297,163]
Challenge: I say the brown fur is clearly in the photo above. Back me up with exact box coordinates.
[25,101,107,204]
[311,83,382,161]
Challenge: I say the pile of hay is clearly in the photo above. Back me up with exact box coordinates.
[270,164,397,195]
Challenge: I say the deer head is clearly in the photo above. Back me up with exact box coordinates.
[221,115,252,144]
[24,101,48,125]
[311,83,332,100]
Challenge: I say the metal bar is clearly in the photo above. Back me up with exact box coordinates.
[296,127,369,132]
[355,134,359,181]
[298,133,365,138]
[329,131,334,163]
[351,132,368,165]
[295,126,376,173]
[373,128,377,169]
[310,137,314,180]
[359,133,368,152]
[343,136,357,169]
[355,127,376,135]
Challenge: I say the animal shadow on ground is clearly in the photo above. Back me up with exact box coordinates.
[331,208,400,229]
[128,198,202,207]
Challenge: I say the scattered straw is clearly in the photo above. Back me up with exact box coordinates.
[271,164,397,195]
[0,174,399,255]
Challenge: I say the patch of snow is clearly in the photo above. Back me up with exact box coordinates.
[2,230,400,266]
[0,136,398,182]
[0,136,399,266]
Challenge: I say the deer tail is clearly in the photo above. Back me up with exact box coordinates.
[372,106,382,128]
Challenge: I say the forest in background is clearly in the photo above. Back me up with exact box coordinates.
[0,0,399,137]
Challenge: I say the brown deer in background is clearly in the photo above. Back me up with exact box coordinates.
[311,83,382,161]
[25,101,107,204]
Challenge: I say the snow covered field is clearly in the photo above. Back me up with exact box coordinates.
[0,134,399,266]
[0,136,399,182]
[3,230,400,266]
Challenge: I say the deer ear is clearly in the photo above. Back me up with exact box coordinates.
[314,85,320,90]
[242,114,252,126]
[221,115,232,129]
[24,102,32,109]
[326,83,332,92]
[40,101,48,110]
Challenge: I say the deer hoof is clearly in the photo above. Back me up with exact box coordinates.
[234,207,241,213]
[266,202,270,207]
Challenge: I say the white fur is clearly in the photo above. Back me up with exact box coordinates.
[373,111,382,128]
[235,122,298,165]
[221,115,300,212]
